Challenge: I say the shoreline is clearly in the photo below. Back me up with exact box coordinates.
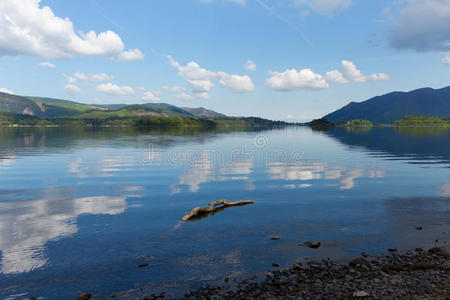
[127,246,450,300]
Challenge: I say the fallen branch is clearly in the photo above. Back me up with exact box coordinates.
[182,199,255,221]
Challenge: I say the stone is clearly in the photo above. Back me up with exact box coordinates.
[269,235,280,240]
[349,258,370,268]
[388,248,398,252]
[77,293,92,300]
[353,290,370,297]
[29,297,37,300]
[138,263,149,268]
[428,246,450,257]
[304,241,321,248]
[415,226,422,230]
[272,263,279,267]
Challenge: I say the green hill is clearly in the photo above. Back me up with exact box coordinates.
[324,86,450,123]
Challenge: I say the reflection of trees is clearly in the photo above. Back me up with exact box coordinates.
[325,127,450,164]
[0,188,136,274]
[394,126,450,137]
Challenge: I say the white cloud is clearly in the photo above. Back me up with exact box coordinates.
[167,55,255,97]
[176,93,193,100]
[325,69,348,84]
[340,60,390,82]
[74,72,114,82]
[142,91,160,102]
[244,60,256,71]
[218,72,255,92]
[117,48,144,62]
[368,73,390,81]
[195,92,209,99]
[340,60,367,82]
[62,73,77,83]
[265,68,328,91]
[0,88,14,94]
[38,62,55,68]
[168,56,217,81]
[96,83,135,96]
[443,55,450,66]
[0,0,124,59]
[294,0,352,16]
[390,0,450,52]
[64,84,80,94]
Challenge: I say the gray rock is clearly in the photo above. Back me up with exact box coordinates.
[428,246,450,257]
[77,293,91,300]
[353,290,369,297]
[304,240,321,248]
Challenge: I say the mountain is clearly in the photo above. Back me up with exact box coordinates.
[324,86,450,123]
[0,91,225,119]
[181,107,225,118]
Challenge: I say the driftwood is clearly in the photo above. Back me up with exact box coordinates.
[182,199,255,221]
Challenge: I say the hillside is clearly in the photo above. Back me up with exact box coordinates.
[181,107,225,118]
[0,91,224,119]
[324,86,450,123]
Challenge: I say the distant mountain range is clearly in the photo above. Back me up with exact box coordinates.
[324,86,450,123]
[0,91,225,119]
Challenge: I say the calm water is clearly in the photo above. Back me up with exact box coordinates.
[0,126,449,299]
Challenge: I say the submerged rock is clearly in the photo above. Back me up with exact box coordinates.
[428,246,450,257]
[77,293,91,300]
[269,235,281,240]
[304,241,321,248]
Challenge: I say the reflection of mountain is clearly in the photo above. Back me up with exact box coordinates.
[266,162,384,190]
[0,189,134,274]
[171,152,254,194]
[325,127,450,164]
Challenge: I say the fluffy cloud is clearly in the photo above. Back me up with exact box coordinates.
[187,79,215,93]
[341,60,389,82]
[265,68,329,91]
[38,62,55,68]
[294,0,352,16]
[117,48,144,62]
[325,70,348,83]
[443,55,450,66]
[176,93,193,100]
[0,88,14,94]
[64,84,80,94]
[167,55,255,97]
[340,60,367,82]
[244,60,256,71]
[368,73,390,81]
[96,83,135,96]
[218,72,255,92]
[74,72,114,82]
[142,91,160,102]
[390,0,450,52]
[0,0,124,59]
[62,73,77,83]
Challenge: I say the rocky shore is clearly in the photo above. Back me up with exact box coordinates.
[175,246,450,300]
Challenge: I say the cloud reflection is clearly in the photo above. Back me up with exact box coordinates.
[171,152,254,194]
[267,162,385,190]
[0,189,138,274]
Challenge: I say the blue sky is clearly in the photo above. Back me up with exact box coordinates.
[0,0,449,121]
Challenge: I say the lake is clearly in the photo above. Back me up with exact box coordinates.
[0,126,449,299]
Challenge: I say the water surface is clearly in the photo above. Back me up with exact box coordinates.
[0,126,449,299]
